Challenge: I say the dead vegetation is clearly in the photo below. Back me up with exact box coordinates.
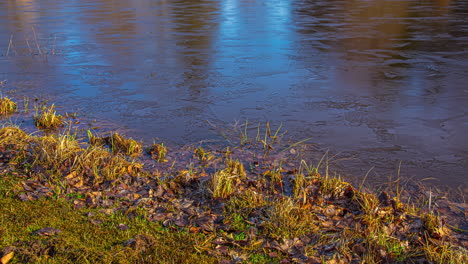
[88,130,143,157]
[0,108,467,263]
[33,104,63,129]
[0,97,17,116]
[148,143,167,162]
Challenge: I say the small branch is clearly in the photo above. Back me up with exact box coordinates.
[32,26,43,56]
[6,34,13,56]
[26,39,33,55]
[52,34,57,55]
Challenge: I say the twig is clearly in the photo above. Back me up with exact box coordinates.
[26,39,33,55]
[281,137,313,152]
[396,161,402,198]
[359,166,374,192]
[52,34,56,55]
[428,188,432,212]
[32,26,43,56]
[6,35,13,56]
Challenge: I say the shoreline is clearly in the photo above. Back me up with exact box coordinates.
[0,96,467,263]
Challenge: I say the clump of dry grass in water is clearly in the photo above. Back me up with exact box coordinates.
[148,143,167,162]
[107,132,142,157]
[75,145,142,184]
[194,146,214,162]
[0,97,17,115]
[88,132,142,158]
[33,104,63,129]
[292,173,309,202]
[210,159,246,198]
[225,159,246,178]
[87,129,106,146]
[226,189,268,216]
[29,133,82,171]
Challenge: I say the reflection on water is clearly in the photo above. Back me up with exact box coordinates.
[0,0,467,188]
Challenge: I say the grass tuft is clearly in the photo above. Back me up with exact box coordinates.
[33,104,63,129]
[319,175,351,199]
[263,197,317,239]
[148,143,167,162]
[422,212,451,239]
[194,146,214,162]
[210,159,246,198]
[106,132,143,157]
[0,126,29,146]
[87,131,143,157]
[0,97,17,115]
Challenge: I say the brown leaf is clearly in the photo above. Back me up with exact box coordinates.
[215,245,230,255]
[189,226,201,233]
[33,227,61,236]
[150,213,167,222]
[352,243,366,256]
[174,215,189,227]
[18,193,30,201]
[65,171,77,179]
[89,219,103,225]
[117,223,129,230]
[22,183,33,192]
[196,215,216,231]
[212,237,229,245]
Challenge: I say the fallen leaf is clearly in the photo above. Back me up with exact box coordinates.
[33,227,61,236]
[117,223,129,230]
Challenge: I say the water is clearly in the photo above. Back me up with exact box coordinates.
[0,0,467,188]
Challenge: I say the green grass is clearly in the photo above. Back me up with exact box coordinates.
[0,179,216,263]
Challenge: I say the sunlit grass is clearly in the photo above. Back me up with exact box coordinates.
[0,96,17,115]
[148,142,167,163]
[33,104,63,129]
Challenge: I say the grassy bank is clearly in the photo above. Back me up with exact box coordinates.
[0,97,467,263]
